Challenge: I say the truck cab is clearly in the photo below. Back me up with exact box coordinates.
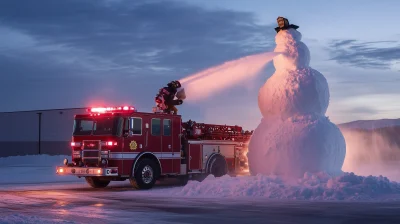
[57,106,182,189]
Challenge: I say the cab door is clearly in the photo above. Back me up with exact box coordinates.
[123,116,145,154]
[122,116,145,175]
[146,116,162,155]
[161,118,173,173]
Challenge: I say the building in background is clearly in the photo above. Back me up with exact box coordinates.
[0,108,86,157]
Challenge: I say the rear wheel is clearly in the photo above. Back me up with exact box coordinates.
[208,155,228,177]
[85,177,110,188]
[129,158,158,190]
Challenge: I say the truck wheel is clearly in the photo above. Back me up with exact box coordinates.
[85,177,110,188]
[209,155,227,177]
[129,158,158,190]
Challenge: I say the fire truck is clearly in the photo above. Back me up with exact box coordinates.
[56,106,251,189]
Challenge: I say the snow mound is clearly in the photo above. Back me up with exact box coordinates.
[247,115,346,177]
[258,67,329,119]
[172,173,400,201]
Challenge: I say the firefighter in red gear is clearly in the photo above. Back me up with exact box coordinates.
[155,80,184,114]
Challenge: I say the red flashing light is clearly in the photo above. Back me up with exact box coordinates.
[88,106,135,113]
[107,141,118,146]
[71,142,81,147]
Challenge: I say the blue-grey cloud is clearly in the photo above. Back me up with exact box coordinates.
[0,0,274,77]
[328,39,400,70]
[343,106,379,115]
[0,0,275,111]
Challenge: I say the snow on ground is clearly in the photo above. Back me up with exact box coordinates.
[0,154,67,167]
[127,172,400,201]
[0,155,83,186]
[1,204,180,224]
[343,162,400,182]
[1,154,400,202]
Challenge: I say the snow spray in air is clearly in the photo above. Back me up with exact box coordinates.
[247,17,346,178]
[341,128,400,181]
[179,52,280,101]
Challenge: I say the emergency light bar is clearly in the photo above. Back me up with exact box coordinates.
[88,106,136,113]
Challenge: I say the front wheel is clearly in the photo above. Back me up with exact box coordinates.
[129,158,158,190]
[85,177,110,188]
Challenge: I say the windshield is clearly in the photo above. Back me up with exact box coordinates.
[73,116,123,136]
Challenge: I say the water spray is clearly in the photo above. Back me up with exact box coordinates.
[178,52,280,102]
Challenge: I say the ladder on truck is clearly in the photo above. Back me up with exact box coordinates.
[182,120,252,142]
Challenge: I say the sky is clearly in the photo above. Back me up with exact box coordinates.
[1,0,399,130]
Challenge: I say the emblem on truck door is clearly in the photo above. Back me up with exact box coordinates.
[129,140,138,151]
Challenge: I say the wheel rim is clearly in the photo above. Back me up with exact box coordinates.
[142,165,154,184]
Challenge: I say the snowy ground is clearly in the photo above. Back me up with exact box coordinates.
[1,155,400,223]
[0,155,81,186]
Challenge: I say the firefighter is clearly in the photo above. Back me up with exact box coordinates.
[155,80,184,114]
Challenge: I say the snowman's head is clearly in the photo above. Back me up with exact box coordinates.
[273,29,310,71]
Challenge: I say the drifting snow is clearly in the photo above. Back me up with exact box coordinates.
[249,28,346,177]
[169,173,400,201]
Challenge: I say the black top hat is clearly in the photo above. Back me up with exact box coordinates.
[274,17,299,33]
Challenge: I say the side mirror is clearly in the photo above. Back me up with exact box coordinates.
[123,130,133,137]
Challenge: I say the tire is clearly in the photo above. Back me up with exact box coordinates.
[129,158,158,190]
[85,177,110,188]
[208,155,228,177]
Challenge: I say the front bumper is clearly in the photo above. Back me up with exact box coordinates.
[56,166,119,177]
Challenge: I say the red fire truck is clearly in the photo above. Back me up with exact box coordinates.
[56,106,251,189]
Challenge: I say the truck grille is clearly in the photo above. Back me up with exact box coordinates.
[81,140,101,166]
[83,140,101,149]
[82,150,99,157]
[82,150,99,165]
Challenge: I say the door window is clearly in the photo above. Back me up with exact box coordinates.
[130,117,142,135]
[163,119,171,136]
[151,118,161,136]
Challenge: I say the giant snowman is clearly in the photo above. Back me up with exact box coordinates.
[247,17,346,177]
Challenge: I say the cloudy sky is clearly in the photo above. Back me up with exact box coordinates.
[1,0,399,129]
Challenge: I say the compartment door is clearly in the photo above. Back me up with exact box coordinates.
[188,144,202,171]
